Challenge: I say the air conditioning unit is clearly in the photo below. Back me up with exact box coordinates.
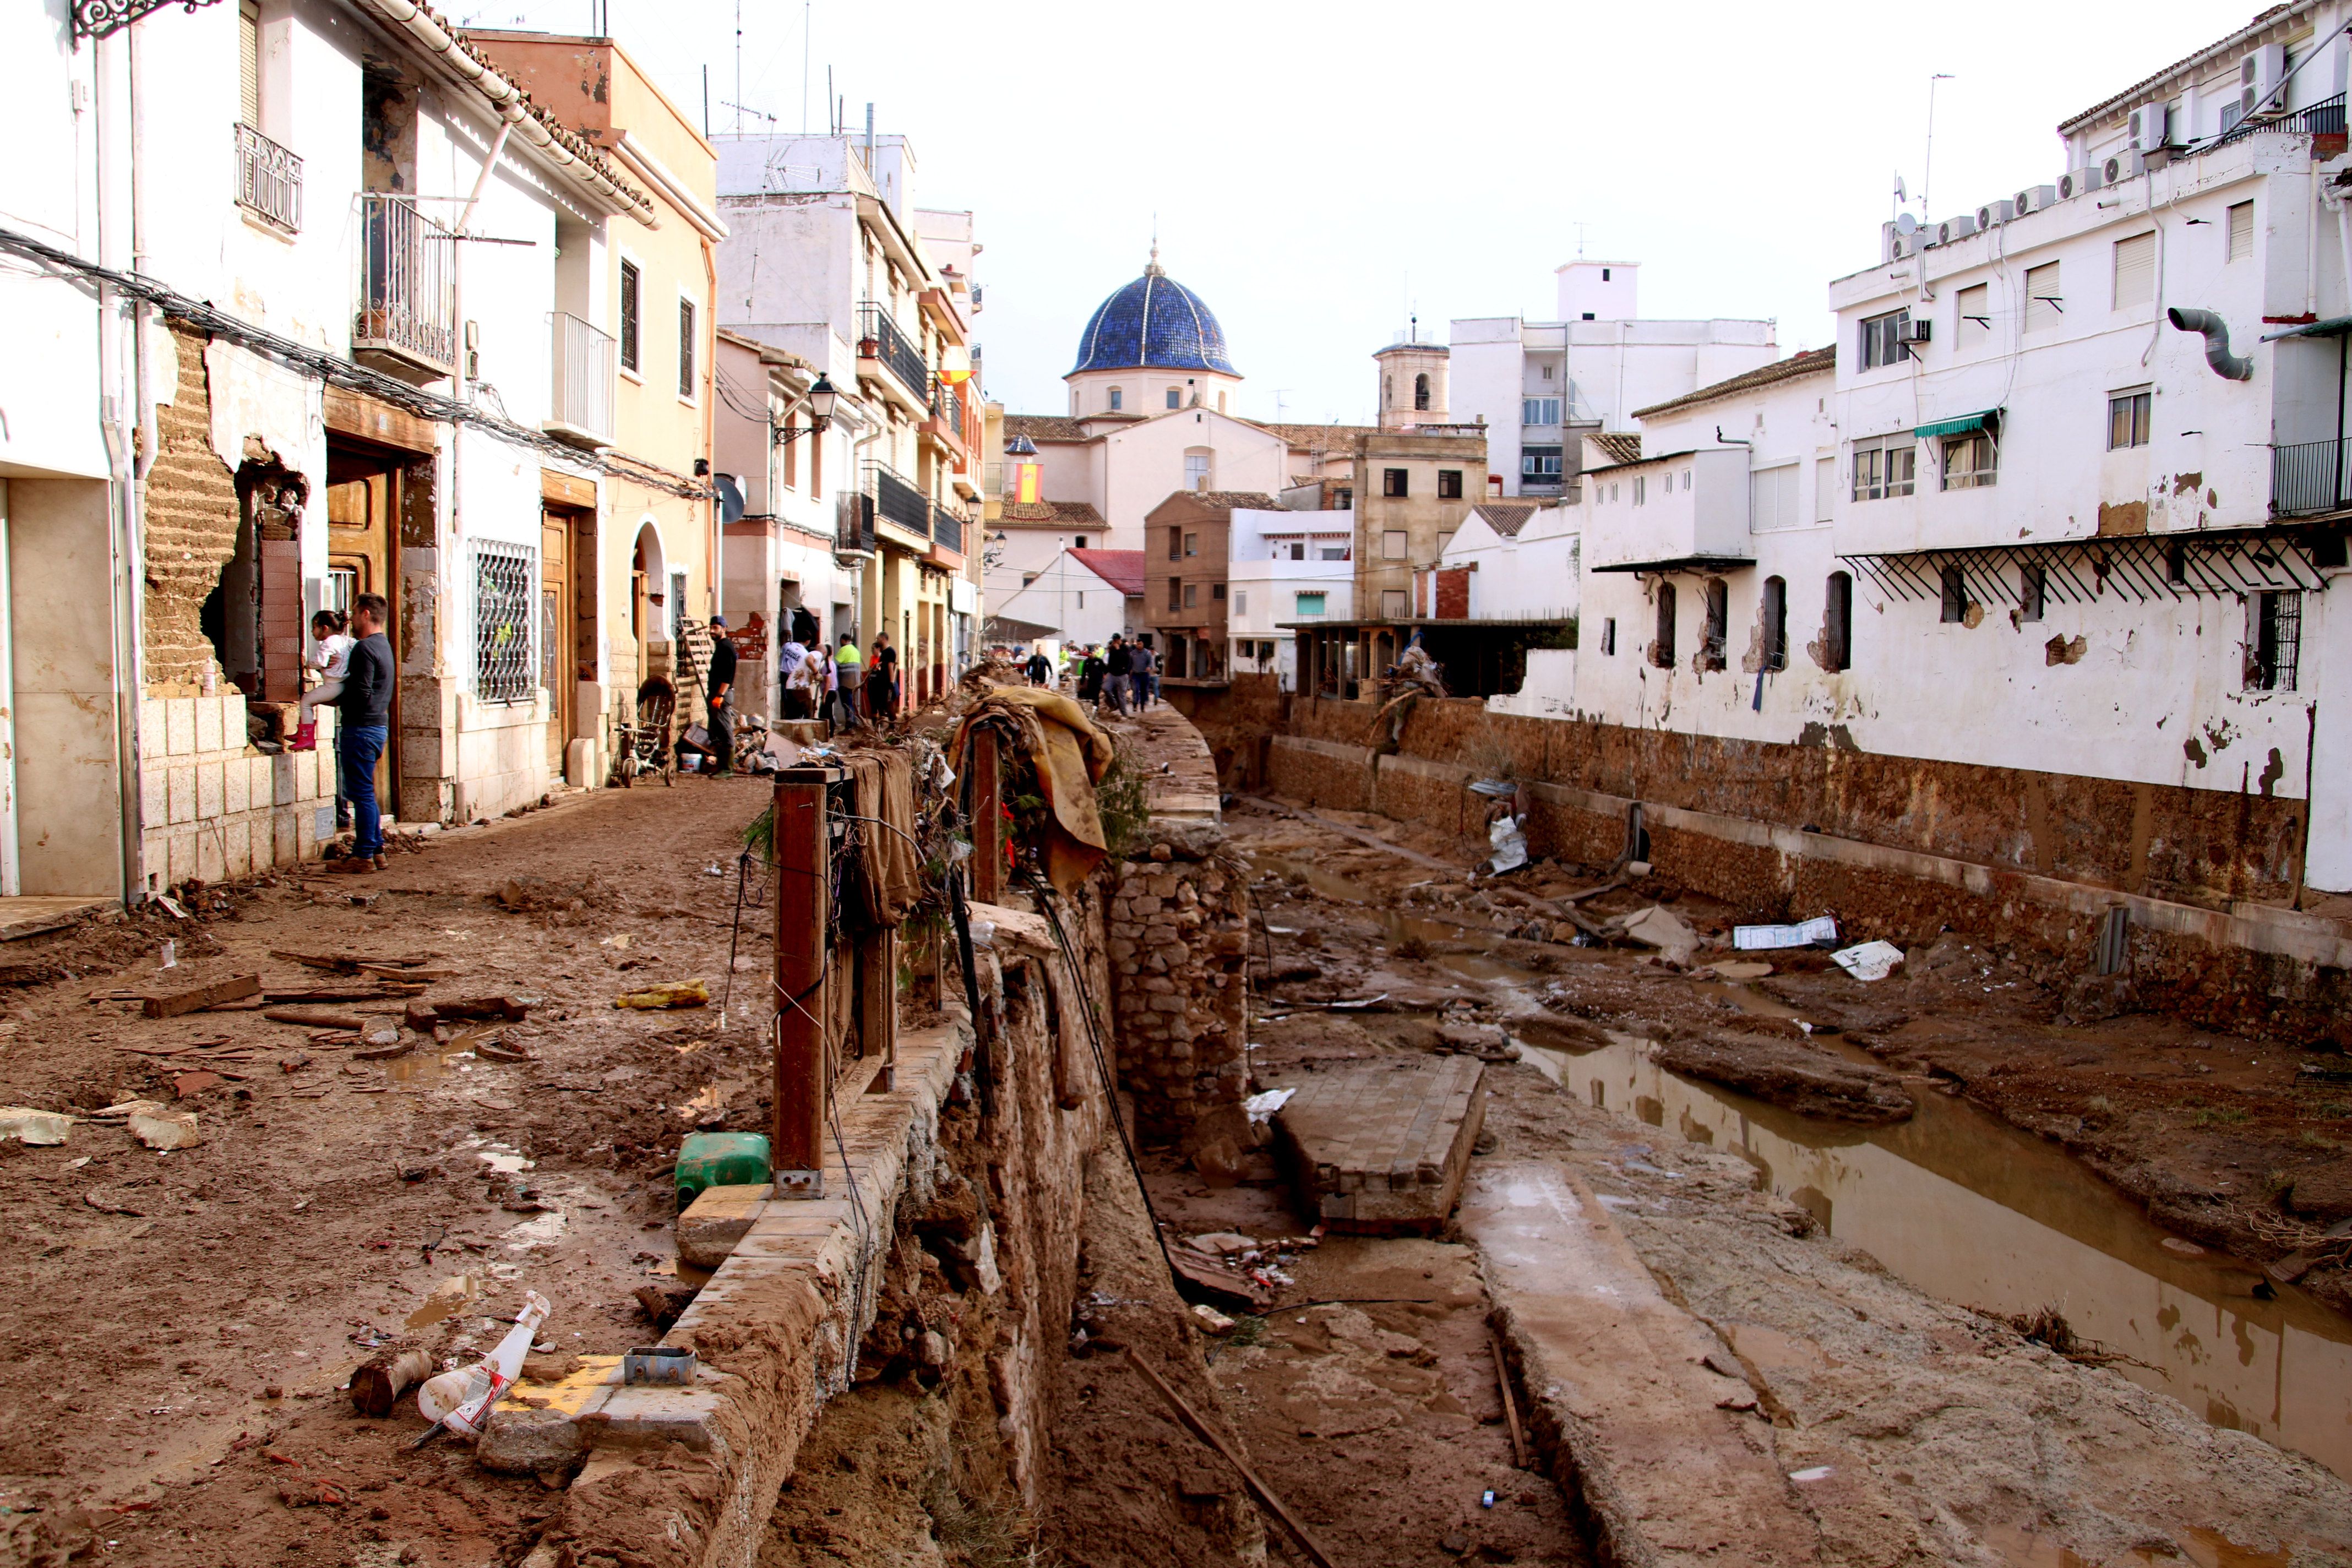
[2014,183,2060,216]
[1977,198,2016,228]
[2129,103,2171,151]
[1881,221,1901,264]
[2104,149,2150,184]
[2057,166,2105,200]
[1937,215,1978,245]
[1890,232,1920,260]
[2242,42,2287,119]
[1896,318,1932,346]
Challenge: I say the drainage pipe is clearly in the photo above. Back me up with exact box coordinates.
[2166,308,2254,381]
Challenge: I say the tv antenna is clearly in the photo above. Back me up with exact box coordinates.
[1573,221,1589,258]
[1923,73,1956,214]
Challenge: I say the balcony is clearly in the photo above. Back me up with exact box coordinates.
[233,123,302,234]
[353,195,455,383]
[1585,448,1754,573]
[929,502,966,558]
[545,311,616,447]
[836,492,876,558]
[857,303,928,411]
[923,376,969,464]
[864,460,932,546]
[2273,437,2352,516]
[2212,92,2346,150]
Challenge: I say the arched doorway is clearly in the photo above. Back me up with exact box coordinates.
[629,519,667,698]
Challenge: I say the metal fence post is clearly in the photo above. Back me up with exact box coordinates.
[971,728,1004,905]
[772,765,839,1193]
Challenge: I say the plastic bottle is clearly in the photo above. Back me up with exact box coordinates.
[416,1290,551,1436]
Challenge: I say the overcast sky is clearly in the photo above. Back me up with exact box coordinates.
[455,0,2250,427]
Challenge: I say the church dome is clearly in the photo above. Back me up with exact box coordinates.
[1068,257,1239,378]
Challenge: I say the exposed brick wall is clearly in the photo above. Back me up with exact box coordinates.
[145,325,239,692]
[1278,695,2304,907]
[1104,827,1251,1138]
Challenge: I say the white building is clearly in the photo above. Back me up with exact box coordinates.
[1224,505,1353,687]
[1451,261,1778,499]
[987,547,1144,651]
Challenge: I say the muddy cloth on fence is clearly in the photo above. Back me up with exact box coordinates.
[841,748,922,929]
[952,683,1114,895]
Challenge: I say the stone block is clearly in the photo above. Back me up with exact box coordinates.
[247,756,275,814]
[222,817,252,878]
[196,762,224,821]
[195,826,225,883]
[477,1355,623,1476]
[194,697,222,754]
[271,754,296,807]
[678,1183,771,1270]
[1131,896,1162,916]
[596,1385,727,1451]
[165,698,195,757]
[295,805,318,858]
[222,757,249,816]
[168,829,195,885]
[166,764,195,826]
[273,807,297,865]
[140,698,165,751]
[140,766,167,825]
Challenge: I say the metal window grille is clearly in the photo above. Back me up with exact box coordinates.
[2253,590,2301,691]
[472,541,536,704]
[233,123,302,233]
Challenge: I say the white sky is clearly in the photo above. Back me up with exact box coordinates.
[454,0,2255,427]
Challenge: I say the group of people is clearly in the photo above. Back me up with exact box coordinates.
[1062,634,1156,714]
[290,596,395,873]
[777,629,899,732]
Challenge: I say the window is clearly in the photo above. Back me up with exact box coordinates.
[2108,389,2152,449]
[1211,583,1226,601]
[1167,576,1182,611]
[1850,437,1915,500]
[1601,617,1616,656]
[1317,545,1348,560]
[1021,572,1038,587]
[1436,530,1455,556]
[1956,282,1991,349]
[1380,589,1408,618]
[1602,266,1611,281]
[1860,308,1911,369]
[1698,578,1729,669]
[2228,200,2255,262]
[1075,535,1088,549]
[1295,592,1327,617]
[1183,582,1199,608]
[1380,530,1407,561]
[619,260,641,373]
[1751,464,1799,531]
[1077,592,1086,608]
[1183,532,1199,557]
[1217,391,1227,413]
[1761,576,1788,672]
[1285,541,1305,561]
[2113,233,2156,309]
[1184,453,1211,491]
[238,0,262,127]
[1632,474,1647,505]
[1542,363,1555,381]
[1814,456,1836,522]
[1166,386,1181,409]
[1522,397,1564,425]
[1335,488,1353,508]
[1234,590,1247,614]
[1941,431,1997,489]
[1438,470,1463,499]
[1521,447,1563,483]
[2019,563,2046,622]
[2251,591,2301,690]
[1383,468,1409,498]
[1109,387,1124,411]
[1823,572,1853,670]
[1939,564,1969,623]
[473,540,536,703]
[1167,526,1182,560]
[677,298,696,398]
[1651,582,1676,668]
[2023,262,2063,332]
[1414,373,1430,411]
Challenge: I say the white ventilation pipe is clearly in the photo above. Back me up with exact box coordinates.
[2166,308,2254,381]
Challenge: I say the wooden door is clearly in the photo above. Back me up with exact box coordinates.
[540,511,573,778]
[324,454,399,818]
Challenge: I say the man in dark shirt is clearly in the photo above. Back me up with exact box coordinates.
[705,616,737,776]
[1024,647,1050,686]
[1077,645,1104,704]
[336,593,394,873]
[869,632,899,722]
[1102,635,1132,714]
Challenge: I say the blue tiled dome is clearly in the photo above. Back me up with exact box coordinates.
[1068,260,1239,378]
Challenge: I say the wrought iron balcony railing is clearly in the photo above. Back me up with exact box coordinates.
[547,311,616,444]
[864,460,931,540]
[354,194,455,375]
[234,123,302,233]
[857,303,927,399]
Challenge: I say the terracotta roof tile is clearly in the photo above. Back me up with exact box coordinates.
[1589,432,1642,466]
[1471,502,1540,537]
[1068,548,1146,596]
[998,499,1103,525]
[1003,414,1090,442]
[1247,421,1382,451]
[1629,347,1835,422]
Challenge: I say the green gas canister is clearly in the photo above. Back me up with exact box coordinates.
[675,1131,772,1210]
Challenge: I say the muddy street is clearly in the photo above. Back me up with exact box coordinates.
[1214,795,2352,1564]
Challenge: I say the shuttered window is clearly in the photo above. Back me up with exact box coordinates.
[1750,463,1799,532]
[239,0,262,128]
[1956,283,1991,348]
[2024,262,2063,333]
[1814,457,1835,522]
[2228,200,2255,262]
[2113,233,2155,309]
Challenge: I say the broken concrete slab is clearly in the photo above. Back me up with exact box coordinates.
[1269,1056,1484,1233]
[676,1182,773,1269]
[1460,1160,1820,1568]
[478,1354,624,1474]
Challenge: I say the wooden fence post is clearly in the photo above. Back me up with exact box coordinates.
[772,765,839,1193]
[971,728,1004,906]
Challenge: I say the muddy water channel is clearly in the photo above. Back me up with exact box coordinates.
[1254,853,2352,1484]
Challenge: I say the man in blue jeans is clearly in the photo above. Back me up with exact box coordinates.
[336,592,394,873]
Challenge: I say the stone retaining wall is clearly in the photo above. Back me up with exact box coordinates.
[1105,833,1251,1139]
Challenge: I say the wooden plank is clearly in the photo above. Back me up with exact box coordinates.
[774,767,838,1178]
[143,973,261,1019]
[1123,1350,1341,1568]
[1490,1328,1528,1469]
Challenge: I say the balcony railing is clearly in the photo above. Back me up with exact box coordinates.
[864,460,932,540]
[930,377,965,436]
[931,503,965,555]
[354,194,455,377]
[2213,92,2347,149]
[836,492,876,556]
[234,123,302,233]
[546,311,616,444]
[2272,437,2352,516]
[857,303,927,399]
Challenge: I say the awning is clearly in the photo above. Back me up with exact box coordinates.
[2261,315,2352,341]
[1914,409,2001,440]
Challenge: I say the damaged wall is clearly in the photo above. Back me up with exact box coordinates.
[1106,823,1252,1139]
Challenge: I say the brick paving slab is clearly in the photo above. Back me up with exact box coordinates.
[1268,1055,1484,1232]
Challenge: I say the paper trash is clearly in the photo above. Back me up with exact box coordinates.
[1485,815,1528,874]
[1734,916,1839,951]
[1245,1087,1296,1125]
[1831,940,1905,982]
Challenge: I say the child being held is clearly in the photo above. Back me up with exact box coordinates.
[289,609,353,752]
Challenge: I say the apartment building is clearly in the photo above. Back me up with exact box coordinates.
[714,131,984,712]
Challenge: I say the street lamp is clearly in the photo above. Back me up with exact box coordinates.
[773,373,838,444]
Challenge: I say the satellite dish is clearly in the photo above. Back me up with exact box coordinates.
[1893,213,1919,236]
